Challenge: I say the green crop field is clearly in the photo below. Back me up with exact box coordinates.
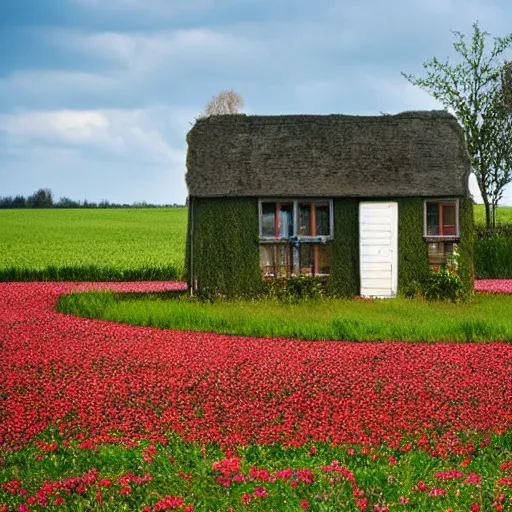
[0,208,187,281]
[473,203,512,225]
[1,204,511,281]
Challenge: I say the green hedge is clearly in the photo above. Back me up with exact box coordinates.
[0,265,181,283]
[473,223,512,279]
[475,233,512,278]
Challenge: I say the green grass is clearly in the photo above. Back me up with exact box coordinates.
[2,428,510,511]
[0,208,187,281]
[58,290,512,342]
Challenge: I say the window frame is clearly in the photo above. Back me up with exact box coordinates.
[258,198,334,278]
[258,198,334,243]
[423,199,460,240]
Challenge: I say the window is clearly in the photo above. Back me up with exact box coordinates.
[259,199,333,278]
[427,241,458,272]
[424,200,459,270]
[425,200,459,237]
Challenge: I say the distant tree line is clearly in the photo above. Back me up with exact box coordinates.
[0,189,185,209]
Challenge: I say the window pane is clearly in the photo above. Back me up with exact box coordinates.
[276,244,293,276]
[260,244,293,277]
[444,242,454,258]
[428,242,443,270]
[317,245,332,275]
[261,203,276,237]
[315,204,330,236]
[442,204,456,236]
[260,245,276,277]
[426,202,439,236]
[427,242,457,271]
[299,244,331,276]
[278,203,293,238]
[299,244,314,275]
[299,203,312,236]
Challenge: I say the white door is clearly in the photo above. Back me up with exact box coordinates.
[359,202,398,298]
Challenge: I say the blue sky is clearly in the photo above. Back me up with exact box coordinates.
[1,0,511,205]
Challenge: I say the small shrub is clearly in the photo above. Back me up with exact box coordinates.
[264,274,326,302]
[401,280,424,299]
[424,269,463,302]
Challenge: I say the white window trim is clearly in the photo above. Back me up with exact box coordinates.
[423,198,460,239]
[258,198,334,241]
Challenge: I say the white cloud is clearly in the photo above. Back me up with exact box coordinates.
[49,28,263,73]
[1,107,186,168]
[3,110,109,140]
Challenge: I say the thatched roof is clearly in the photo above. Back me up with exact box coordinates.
[186,111,471,198]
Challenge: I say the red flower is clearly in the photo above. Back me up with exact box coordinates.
[253,487,267,498]
[500,461,512,473]
[356,497,368,510]
[153,495,185,511]
[464,473,482,486]
[434,470,465,480]
[212,458,241,477]
[460,455,472,467]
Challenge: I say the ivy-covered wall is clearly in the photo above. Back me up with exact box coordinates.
[395,198,431,294]
[328,199,360,297]
[187,197,264,297]
[186,196,474,298]
[458,198,475,296]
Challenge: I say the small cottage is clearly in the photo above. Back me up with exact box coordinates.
[185,111,474,298]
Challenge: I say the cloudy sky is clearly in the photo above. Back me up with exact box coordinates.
[1,0,511,205]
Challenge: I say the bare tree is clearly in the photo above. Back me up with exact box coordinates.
[198,90,245,118]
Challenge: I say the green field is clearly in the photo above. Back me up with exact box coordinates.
[1,204,511,281]
[0,208,187,281]
[473,203,512,225]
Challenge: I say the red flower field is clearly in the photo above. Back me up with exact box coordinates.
[1,281,511,451]
[475,279,512,294]
[1,281,512,511]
